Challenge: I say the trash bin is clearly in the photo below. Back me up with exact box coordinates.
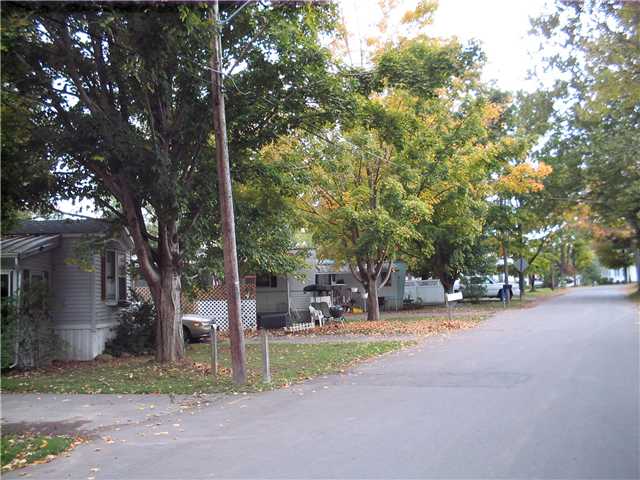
[257,312,289,330]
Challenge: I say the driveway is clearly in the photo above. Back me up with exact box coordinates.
[4,285,638,479]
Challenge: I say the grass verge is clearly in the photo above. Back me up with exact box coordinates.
[1,434,78,472]
[1,341,409,395]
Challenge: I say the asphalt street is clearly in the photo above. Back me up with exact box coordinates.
[4,285,639,479]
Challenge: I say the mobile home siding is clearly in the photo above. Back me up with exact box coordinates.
[19,250,53,276]
[51,238,94,327]
[52,238,127,360]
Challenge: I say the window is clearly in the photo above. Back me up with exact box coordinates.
[105,251,117,303]
[315,274,335,286]
[117,252,127,302]
[256,274,277,288]
[380,272,392,287]
[104,250,127,305]
[22,269,30,291]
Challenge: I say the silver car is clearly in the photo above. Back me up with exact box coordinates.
[182,314,216,343]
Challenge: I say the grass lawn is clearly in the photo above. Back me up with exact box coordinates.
[1,341,409,395]
[1,434,77,472]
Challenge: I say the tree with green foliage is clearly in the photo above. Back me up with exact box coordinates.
[0,42,57,233]
[3,2,343,362]
[531,0,640,287]
[594,229,635,283]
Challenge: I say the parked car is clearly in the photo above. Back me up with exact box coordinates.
[182,314,215,343]
[459,276,520,300]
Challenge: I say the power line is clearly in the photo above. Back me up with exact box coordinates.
[222,0,251,26]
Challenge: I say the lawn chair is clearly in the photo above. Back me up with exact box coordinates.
[312,302,346,325]
[309,305,325,326]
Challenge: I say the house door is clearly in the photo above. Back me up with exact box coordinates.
[1,271,15,299]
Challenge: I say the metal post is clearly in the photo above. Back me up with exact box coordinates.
[261,329,271,384]
[211,324,218,379]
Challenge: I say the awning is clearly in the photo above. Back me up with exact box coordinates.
[1,234,61,261]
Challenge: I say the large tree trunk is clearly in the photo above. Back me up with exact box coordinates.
[438,271,455,294]
[115,185,184,363]
[366,279,380,321]
[623,265,629,284]
[149,221,184,363]
[634,225,640,290]
[518,271,525,298]
[151,269,184,363]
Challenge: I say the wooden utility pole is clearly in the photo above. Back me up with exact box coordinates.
[210,0,247,384]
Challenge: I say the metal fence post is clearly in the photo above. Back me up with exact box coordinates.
[261,329,271,384]
[211,323,218,379]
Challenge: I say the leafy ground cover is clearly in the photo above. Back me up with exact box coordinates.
[283,319,480,337]
[253,288,566,338]
[1,434,79,472]
[1,341,409,395]
[310,288,565,325]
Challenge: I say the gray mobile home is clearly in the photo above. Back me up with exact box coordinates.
[1,219,132,360]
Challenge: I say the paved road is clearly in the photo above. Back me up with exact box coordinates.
[6,286,639,479]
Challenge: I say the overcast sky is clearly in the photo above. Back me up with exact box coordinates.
[340,0,551,93]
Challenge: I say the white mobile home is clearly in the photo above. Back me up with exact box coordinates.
[256,250,407,322]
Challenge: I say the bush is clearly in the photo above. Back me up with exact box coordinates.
[461,277,487,302]
[1,298,17,369]
[104,290,156,357]
[9,284,66,369]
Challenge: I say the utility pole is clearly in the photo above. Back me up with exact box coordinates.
[209,0,247,384]
[502,239,510,304]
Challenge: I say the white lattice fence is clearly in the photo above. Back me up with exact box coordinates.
[192,299,256,331]
[134,277,257,332]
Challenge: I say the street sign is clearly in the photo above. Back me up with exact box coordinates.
[515,257,528,272]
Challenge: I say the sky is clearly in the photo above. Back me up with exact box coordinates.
[340,0,551,93]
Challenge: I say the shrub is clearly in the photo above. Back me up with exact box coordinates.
[1,298,17,369]
[104,290,156,357]
[11,284,66,369]
[461,277,487,302]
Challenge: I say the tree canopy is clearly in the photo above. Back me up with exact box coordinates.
[2,1,344,360]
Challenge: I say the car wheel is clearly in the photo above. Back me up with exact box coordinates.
[183,326,192,344]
